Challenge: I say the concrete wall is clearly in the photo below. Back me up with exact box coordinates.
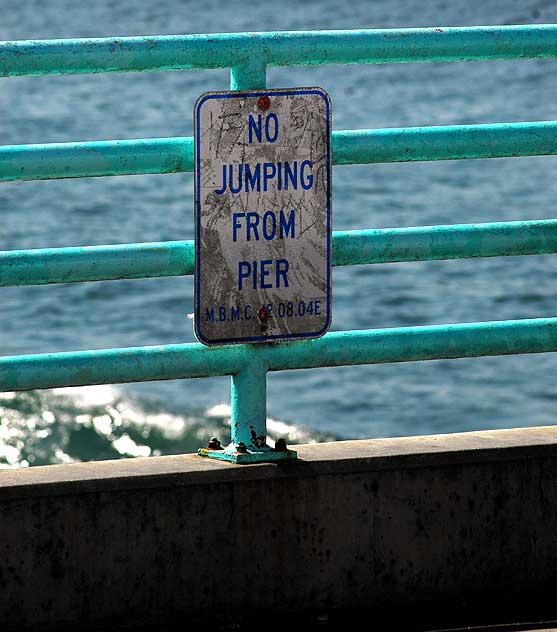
[2,426,557,629]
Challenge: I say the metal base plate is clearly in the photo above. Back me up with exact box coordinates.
[198,447,297,464]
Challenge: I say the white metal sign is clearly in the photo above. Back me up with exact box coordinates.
[194,87,331,345]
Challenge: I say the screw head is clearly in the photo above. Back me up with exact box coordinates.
[236,442,248,453]
[257,95,270,111]
[207,437,222,450]
[257,306,270,323]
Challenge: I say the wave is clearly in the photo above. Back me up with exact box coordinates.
[0,386,336,469]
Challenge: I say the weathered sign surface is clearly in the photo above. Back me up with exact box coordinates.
[194,87,331,345]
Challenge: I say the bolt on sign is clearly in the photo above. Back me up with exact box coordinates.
[194,87,332,345]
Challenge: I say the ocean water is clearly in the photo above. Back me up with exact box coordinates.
[2,0,557,467]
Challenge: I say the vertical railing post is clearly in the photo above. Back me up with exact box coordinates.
[230,58,267,90]
[229,58,269,452]
[230,361,268,450]
[198,354,296,463]
[213,358,295,463]
[198,58,296,464]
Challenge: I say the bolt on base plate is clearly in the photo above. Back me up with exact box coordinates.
[198,446,297,464]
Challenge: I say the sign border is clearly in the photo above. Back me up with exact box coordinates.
[194,87,332,345]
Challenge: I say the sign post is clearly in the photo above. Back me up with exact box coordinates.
[195,87,331,463]
[194,87,331,346]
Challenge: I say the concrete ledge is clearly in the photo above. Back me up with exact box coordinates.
[2,426,557,628]
[3,425,557,498]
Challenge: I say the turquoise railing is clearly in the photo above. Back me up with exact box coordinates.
[2,26,557,463]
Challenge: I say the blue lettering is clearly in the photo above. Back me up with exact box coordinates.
[229,165,242,194]
[276,259,289,288]
[233,210,296,241]
[260,260,273,289]
[300,160,313,190]
[265,113,279,142]
[215,161,311,193]
[232,213,245,241]
[279,210,295,239]
[246,212,260,241]
[248,114,263,143]
[263,163,276,191]
[237,259,291,289]
[284,161,297,190]
[215,165,227,194]
[238,261,251,290]
[245,163,261,192]
[262,211,276,240]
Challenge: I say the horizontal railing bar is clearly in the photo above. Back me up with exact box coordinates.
[1,318,556,391]
[0,241,194,286]
[332,122,557,165]
[0,137,193,181]
[3,121,557,181]
[1,220,556,287]
[332,219,557,266]
[1,26,557,77]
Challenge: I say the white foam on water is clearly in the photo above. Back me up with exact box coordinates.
[41,411,55,423]
[92,414,113,436]
[0,386,327,468]
[0,412,28,467]
[113,434,151,458]
[0,385,202,467]
[50,386,192,438]
[52,384,121,407]
[203,403,317,444]
[53,448,75,464]
[205,403,231,417]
